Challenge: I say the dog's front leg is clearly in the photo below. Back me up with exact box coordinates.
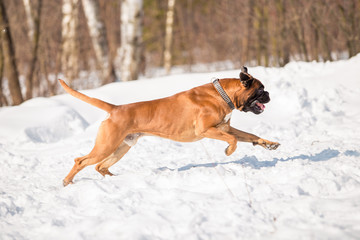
[201,127,238,156]
[228,126,280,150]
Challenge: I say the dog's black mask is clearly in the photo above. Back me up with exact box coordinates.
[243,85,270,114]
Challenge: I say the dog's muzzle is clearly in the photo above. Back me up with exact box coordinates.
[244,90,270,114]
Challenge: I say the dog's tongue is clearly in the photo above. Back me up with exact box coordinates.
[256,102,265,110]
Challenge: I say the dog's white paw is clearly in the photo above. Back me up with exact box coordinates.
[257,139,280,150]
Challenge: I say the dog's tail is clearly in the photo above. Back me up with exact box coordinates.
[58,79,115,113]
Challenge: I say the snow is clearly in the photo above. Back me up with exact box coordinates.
[1,55,360,239]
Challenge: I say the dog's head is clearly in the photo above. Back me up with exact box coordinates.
[235,66,270,114]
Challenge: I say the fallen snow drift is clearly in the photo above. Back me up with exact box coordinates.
[1,55,360,239]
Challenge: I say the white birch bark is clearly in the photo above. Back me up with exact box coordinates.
[61,0,79,84]
[22,0,42,99]
[120,0,143,81]
[23,0,34,99]
[81,0,115,84]
[164,0,176,74]
[22,0,34,40]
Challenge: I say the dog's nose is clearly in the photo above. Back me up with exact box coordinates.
[263,92,270,103]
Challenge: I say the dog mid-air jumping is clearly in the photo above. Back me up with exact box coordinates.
[59,67,280,186]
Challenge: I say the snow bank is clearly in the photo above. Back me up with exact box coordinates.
[0,98,88,143]
[1,55,360,239]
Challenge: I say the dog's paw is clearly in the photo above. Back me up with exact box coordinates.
[225,144,237,156]
[257,139,280,150]
[63,179,73,187]
[267,142,280,150]
[96,168,114,177]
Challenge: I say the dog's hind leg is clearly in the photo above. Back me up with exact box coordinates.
[95,133,142,176]
[95,143,131,176]
[63,119,127,186]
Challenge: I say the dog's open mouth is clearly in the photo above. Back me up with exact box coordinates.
[242,87,270,114]
[250,100,266,113]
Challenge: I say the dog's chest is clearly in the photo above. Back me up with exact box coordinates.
[215,112,232,132]
[221,113,232,123]
[223,112,232,123]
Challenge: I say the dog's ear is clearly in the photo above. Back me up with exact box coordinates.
[239,66,253,88]
[241,66,248,73]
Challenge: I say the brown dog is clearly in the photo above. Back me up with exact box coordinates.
[59,67,279,186]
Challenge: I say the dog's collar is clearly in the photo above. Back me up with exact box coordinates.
[212,78,235,110]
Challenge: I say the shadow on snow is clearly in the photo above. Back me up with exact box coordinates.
[172,148,343,171]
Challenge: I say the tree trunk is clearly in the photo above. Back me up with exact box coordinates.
[254,0,269,66]
[81,0,116,84]
[309,6,320,61]
[336,0,358,58]
[321,29,333,61]
[262,2,269,67]
[275,0,290,66]
[120,0,143,81]
[61,0,79,85]
[289,0,309,61]
[291,18,309,61]
[0,0,23,105]
[164,0,176,74]
[253,2,261,65]
[23,0,42,100]
[243,0,254,64]
[41,39,57,96]
[0,37,8,106]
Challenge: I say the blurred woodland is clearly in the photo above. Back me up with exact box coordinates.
[0,0,359,106]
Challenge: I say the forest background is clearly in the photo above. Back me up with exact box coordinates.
[0,0,359,106]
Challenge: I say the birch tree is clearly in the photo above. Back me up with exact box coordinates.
[0,0,23,105]
[23,0,42,99]
[81,0,116,84]
[164,0,176,74]
[62,0,79,85]
[120,0,143,81]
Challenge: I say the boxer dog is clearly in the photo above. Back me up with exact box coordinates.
[59,67,279,186]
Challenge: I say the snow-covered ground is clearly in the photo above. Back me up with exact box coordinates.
[1,55,360,239]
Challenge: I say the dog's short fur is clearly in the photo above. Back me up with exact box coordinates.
[59,67,279,186]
